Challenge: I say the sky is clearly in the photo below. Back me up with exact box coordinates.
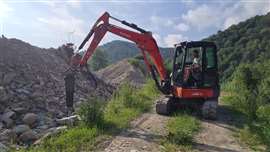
[0,0,269,49]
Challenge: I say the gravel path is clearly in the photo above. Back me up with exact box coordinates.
[194,105,251,152]
[101,100,251,152]
[104,113,169,152]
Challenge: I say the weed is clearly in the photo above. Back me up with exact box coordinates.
[167,115,200,145]
[77,97,105,128]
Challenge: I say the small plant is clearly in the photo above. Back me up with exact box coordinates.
[256,105,270,146]
[239,126,262,151]
[167,115,200,144]
[78,97,105,128]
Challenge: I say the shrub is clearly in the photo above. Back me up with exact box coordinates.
[78,97,105,128]
[224,64,260,120]
[128,58,147,75]
[223,61,270,149]
[239,126,262,150]
[167,115,200,144]
[256,105,270,145]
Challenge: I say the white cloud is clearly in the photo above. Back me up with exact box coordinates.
[175,23,189,31]
[223,16,239,29]
[37,4,85,45]
[0,0,13,34]
[39,0,57,7]
[164,34,188,47]
[0,0,13,20]
[150,15,174,29]
[222,1,270,29]
[40,0,81,8]
[182,1,270,30]
[182,4,220,30]
[67,0,81,8]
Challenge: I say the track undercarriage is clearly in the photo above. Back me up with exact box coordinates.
[155,96,218,120]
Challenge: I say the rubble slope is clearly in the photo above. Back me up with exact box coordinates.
[96,59,146,87]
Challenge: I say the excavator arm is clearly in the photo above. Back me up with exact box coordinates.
[73,12,170,94]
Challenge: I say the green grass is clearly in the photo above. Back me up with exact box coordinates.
[17,80,160,152]
[17,126,98,152]
[238,126,264,151]
[104,79,159,129]
[162,114,200,152]
[167,115,200,144]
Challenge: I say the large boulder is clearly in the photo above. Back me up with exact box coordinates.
[13,125,30,135]
[22,113,38,127]
[19,130,38,143]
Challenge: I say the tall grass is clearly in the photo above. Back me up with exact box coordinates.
[104,79,160,129]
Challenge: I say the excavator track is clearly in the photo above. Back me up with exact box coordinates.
[201,100,218,120]
[155,97,173,115]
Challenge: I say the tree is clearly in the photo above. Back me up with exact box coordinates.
[88,48,109,71]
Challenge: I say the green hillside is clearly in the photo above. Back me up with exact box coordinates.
[205,12,270,81]
[99,40,173,63]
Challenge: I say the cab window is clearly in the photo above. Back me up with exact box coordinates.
[205,47,216,69]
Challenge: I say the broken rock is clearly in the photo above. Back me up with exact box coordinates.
[0,129,16,142]
[12,107,27,115]
[0,142,9,152]
[13,125,30,135]
[19,130,38,143]
[1,117,13,128]
[2,111,16,120]
[22,113,38,127]
[56,115,80,126]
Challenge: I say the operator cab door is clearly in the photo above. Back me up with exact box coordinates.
[203,45,219,98]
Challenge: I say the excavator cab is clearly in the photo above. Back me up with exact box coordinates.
[156,41,220,119]
[172,41,219,92]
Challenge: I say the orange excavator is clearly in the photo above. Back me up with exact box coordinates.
[69,12,220,119]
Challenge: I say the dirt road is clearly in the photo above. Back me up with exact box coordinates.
[104,113,169,152]
[194,105,250,152]
[101,102,250,152]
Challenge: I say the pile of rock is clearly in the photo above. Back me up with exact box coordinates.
[0,110,40,145]
[0,37,114,148]
[96,59,147,87]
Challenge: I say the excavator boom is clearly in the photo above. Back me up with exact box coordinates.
[74,12,170,94]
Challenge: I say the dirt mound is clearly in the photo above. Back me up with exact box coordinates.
[0,37,113,146]
[96,59,146,87]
